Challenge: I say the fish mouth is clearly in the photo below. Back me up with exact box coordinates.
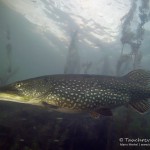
[0,85,44,106]
[0,85,26,103]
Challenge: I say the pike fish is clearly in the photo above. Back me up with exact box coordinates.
[0,69,150,117]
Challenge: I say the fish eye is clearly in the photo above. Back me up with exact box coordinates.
[16,83,21,87]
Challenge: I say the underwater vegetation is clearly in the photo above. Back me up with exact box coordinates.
[117,0,150,76]
[64,30,80,74]
[0,27,18,86]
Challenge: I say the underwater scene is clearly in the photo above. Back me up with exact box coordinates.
[0,0,150,150]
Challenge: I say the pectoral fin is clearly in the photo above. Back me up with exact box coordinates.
[90,112,101,119]
[90,108,113,119]
[41,101,59,109]
[129,100,150,114]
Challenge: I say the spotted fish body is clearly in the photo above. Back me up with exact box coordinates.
[0,69,150,116]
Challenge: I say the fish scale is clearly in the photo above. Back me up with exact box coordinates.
[0,69,150,117]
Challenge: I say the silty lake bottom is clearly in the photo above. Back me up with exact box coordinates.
[0,101,150,150]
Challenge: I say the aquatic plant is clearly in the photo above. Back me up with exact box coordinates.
[116,54,132,76]
[82,61,92,74]
[0,27,19,86]
[64,30,80,74]
[118,0,150,75]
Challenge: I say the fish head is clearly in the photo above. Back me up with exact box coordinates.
[0,79,56,106]
[0,81,31,102]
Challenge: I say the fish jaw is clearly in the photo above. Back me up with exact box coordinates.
[0,90,59,108]
[0,92,27,103]
[0,91,44,106]
[0,83,43,106]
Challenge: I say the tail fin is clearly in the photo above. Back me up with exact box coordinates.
[123,69,150,87]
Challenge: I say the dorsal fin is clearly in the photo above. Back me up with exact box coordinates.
[123,69,150,86]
